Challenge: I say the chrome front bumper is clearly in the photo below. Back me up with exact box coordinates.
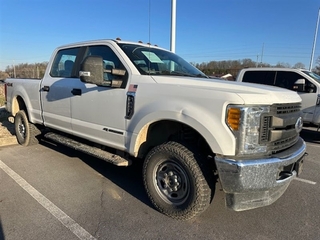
[215,137,306,211]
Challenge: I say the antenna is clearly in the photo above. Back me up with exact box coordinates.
[148,0,151,46]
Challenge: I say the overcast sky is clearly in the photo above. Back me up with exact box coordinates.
[0,0,319,71]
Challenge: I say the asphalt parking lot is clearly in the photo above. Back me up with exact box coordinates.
[0,127,319,240]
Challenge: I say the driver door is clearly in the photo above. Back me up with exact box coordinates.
[70,45,128,150]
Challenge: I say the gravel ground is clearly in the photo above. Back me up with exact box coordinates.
[0,106,17,146]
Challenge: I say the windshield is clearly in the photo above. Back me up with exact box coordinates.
[118,43,207,78]
[302,70,320,83]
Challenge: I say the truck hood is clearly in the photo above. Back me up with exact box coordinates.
[150,76,301,105]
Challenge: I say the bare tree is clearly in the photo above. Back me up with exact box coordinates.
[274,62,291,68]
[313,56,320,75]
[5,62,48,78]
[293,62,305,69]
[0,71,9,80]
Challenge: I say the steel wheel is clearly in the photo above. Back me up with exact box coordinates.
[143,141,211,220]
[154,160,190,205]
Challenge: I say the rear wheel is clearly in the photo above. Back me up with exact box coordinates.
[14,110,40,146]
[143,141,211,220]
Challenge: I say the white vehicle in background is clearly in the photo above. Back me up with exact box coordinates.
[236,68,320,128]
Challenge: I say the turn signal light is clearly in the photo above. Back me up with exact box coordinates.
[227,108,241,131]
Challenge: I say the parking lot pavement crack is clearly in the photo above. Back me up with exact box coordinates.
[93,181,105,237]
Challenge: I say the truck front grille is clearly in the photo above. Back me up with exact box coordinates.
[275,104,301,114]
[260,103,301,154]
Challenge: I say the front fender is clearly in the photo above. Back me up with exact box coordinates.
[126,101,236,157]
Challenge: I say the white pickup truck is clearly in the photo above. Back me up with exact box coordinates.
[5,39,306,220]
[236,67,320,128]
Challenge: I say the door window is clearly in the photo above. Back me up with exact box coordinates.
[275,71,316,93]
[305,80,317,93]
[50,47,80,78]
[84,45,127,87]
[275,71,298,90]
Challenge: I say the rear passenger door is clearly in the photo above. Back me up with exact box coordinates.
[275,71,317,123]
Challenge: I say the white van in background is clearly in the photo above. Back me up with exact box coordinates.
[236,68,320,128]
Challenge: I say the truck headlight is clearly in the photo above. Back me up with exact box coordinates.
[226,105,270,155]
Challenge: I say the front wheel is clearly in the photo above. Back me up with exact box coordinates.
[14,110,40,146]
[143,141,211,220]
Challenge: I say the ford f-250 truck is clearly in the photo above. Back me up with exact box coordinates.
[5,39,306,220]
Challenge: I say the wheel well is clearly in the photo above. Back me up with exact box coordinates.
[12,96,27,117]
[136,120,213,160]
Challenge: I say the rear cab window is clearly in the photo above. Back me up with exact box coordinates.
[242,71,276,86]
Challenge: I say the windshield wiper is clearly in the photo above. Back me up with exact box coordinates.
[194,74,209,78]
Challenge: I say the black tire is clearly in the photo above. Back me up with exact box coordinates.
[143,141,211,220]
[14,110,40,146]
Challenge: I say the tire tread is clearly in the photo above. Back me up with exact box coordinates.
[143,141,211,220]
[14,110,40,146]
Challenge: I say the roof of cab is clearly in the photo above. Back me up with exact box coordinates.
[240,67,311,73]
[56,38,165,50]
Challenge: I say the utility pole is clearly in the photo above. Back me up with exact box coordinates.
[13,60,16,78]
[260,43,264,67]
[170,0,176,53]
[309,8,320,71]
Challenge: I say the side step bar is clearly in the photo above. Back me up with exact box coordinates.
[44,132,131,167]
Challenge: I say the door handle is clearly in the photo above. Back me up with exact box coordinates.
[71,88,82,96]
[42,86,50,92]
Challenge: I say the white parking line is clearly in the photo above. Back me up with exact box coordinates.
[0,160,96,240]
[294,177,317,185]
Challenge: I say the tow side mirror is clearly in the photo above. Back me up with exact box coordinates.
[79,56,104,85]
[293,78,305,92]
